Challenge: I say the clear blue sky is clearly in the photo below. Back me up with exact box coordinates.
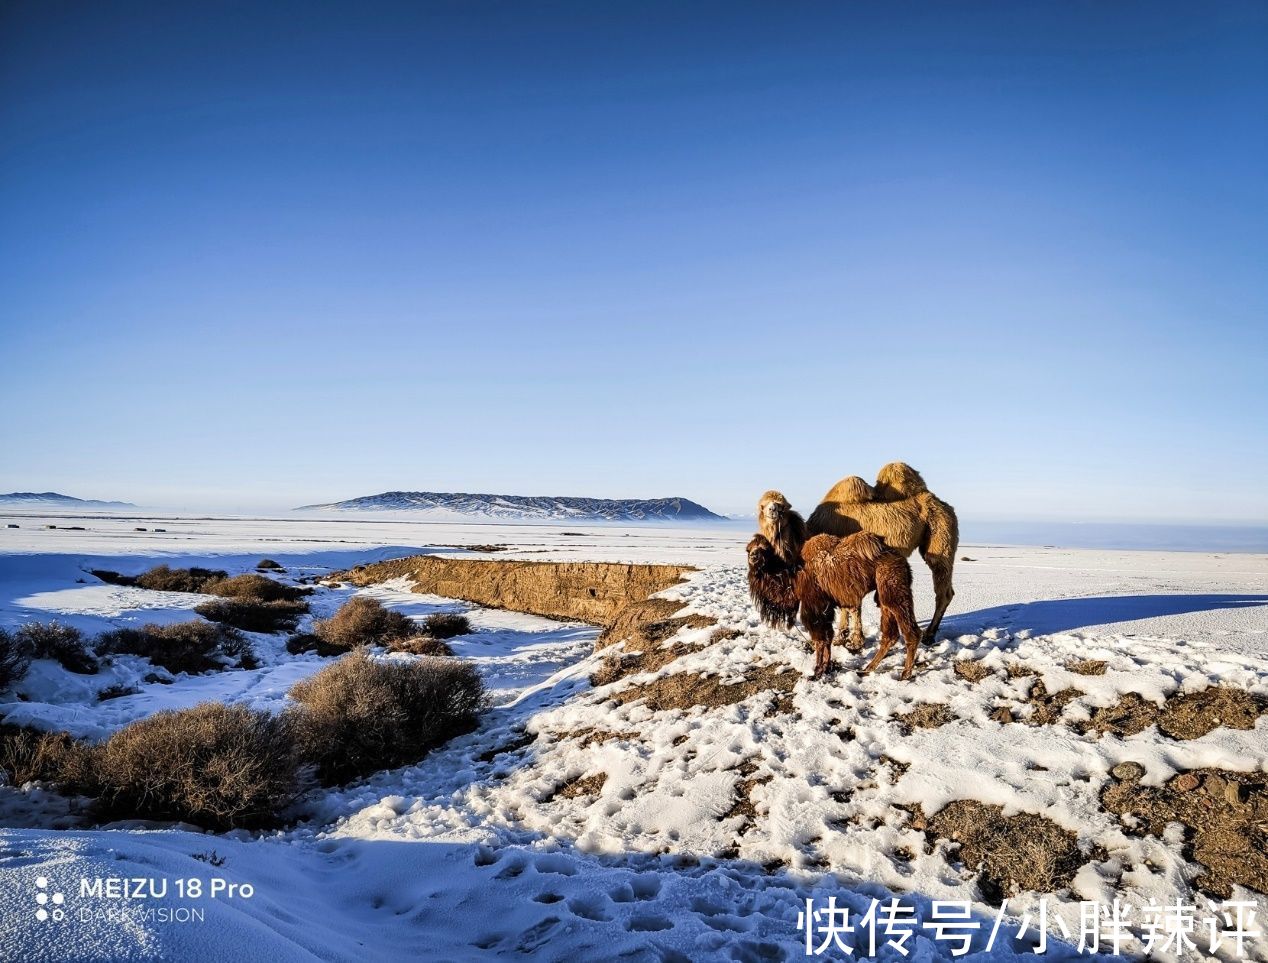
[1,1,1265,520]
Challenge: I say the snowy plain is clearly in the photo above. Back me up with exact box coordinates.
[0,510,1265,962]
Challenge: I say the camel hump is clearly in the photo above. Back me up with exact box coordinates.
[874,461,928,500]
[820,475,874,504]
[839,531,888,561]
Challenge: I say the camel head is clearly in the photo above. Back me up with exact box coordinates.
[756,490,807,565]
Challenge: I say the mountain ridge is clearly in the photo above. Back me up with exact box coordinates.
[0,491,135,508]
[294,491,724,521]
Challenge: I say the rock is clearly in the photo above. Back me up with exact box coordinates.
[1112,762,1146,781]
[1171,773,1200,792]
[1225,782,1247,806]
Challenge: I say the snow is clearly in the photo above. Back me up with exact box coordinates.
[1,514,1266,961]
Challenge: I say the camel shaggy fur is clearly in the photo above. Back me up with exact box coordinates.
[747,531,923,680]
[758,463,958,648]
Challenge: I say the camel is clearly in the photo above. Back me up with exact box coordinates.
[757,462,958,649]
[746,531,923,679]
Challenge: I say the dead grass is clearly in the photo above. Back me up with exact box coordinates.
[1022,680,1083,726]
[1066,659,1107,676]
[596,597,714,652]
[552,772,608,800]
[386,635,455,656]
[610,662,798,714]
[1102,765,1268,898]
[1080,685,1268,740]
[953,660,993,683]
[895,703,954,731]
[925,800,1086,904]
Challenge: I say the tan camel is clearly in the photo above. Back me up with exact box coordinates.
[757,462,958,649]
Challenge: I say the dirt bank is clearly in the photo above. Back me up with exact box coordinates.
[339,555,693,626]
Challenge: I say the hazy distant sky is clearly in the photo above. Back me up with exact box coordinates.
[1,1,1265,520]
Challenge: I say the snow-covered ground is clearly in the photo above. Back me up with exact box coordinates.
[1,515,1266,961]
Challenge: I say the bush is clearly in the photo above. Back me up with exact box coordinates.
[422,612,472,639]
[202,573,308,603]
[97,703,301,829]
[15,622,98,674]
[386,636,454,657]
[195,598,306,634]
[289,650,484,784]
[132,565,229,593]
[0,725,99,793]
[97,621,250,675]
[256,559,283,570]
[310,597,418,651]
[0,628,31,690]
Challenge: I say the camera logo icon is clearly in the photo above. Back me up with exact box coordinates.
[35,876,65,922]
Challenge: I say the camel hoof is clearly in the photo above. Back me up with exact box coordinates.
[845,636,865,654]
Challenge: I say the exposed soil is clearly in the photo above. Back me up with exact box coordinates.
[341,556,692,626]
[1102,765,1268,898]
[610,663,799,714]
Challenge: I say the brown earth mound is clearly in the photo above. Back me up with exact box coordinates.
[611,663,798,714]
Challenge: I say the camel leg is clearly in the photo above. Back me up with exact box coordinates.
[846,602,866,652]
[862,608,896,675]
[895,606,923,680]
[920,554,955,644]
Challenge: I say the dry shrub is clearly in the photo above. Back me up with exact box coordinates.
[310,597,418,651]
[0,726,98,793]
[195,598,306,634]
[97,703,301,829]
[926,800,1085,903]
[203,573,308,603]
[256,559,283,570]
[386,636,454,657]
[422,612,471,639]
[289,650,484,784]
[133,565,228,593]
[0,628,31,689]
[97,621,251,675]
[15,622,98,674]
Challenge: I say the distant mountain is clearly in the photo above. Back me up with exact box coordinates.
[295,491,724,522]
[0,491,135,508]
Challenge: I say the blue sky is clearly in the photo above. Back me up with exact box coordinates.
[1,1,1265,520]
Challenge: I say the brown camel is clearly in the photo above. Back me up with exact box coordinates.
[746,531,923,679]
[757,462,958,649]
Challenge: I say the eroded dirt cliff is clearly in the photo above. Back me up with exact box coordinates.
[340,555,693,626]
